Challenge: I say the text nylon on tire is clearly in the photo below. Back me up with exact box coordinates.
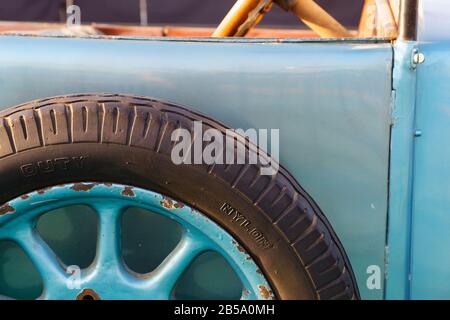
[0,94,359,300]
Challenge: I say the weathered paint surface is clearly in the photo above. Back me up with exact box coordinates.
[0,203,14,216]
[0,183,273,300]
[385,41,418,300]
[409,41,450,299]
[0,35,393,299]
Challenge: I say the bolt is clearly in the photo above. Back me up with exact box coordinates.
[413,52,425,65]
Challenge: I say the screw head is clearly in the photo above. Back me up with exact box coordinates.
[413,52,425,65]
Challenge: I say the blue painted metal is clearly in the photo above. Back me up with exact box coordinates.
[385,2,450,299]
[0,35,393,299]
[0,183,273,300]
[385,41,418,300]
[408,41,450,299]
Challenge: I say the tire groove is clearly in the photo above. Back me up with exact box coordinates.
[0,93,359,300]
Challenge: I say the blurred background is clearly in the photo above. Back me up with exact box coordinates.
[0,0,364,28]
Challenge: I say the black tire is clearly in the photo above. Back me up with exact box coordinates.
[0,93,359,300]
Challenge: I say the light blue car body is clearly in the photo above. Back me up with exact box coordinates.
[0,0,446,300]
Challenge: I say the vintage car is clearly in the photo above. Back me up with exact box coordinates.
[0,0,445,300]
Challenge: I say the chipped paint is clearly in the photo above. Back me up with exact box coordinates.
[3,182,274,300]
[121,186,135,197]
[37,187,52,195]
[71,183,96,192]
[0,203,14,216]
[232,240,253,261]
[258,285,273,300]
[232,240,247,253]
[242,289,251,299]
[160,197,184,209]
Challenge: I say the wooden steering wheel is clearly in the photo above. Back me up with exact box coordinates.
[213,0,352,38]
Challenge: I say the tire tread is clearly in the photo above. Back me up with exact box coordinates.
[0,94,359,300]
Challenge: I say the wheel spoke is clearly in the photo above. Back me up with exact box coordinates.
[0,183,274,300]
[13,226,68,295]
[149,232,209,298]
[92,201,124,273]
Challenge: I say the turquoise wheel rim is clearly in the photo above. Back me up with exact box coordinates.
[0,183,274,300]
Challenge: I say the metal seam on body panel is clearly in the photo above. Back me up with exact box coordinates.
[385,40,419,299]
